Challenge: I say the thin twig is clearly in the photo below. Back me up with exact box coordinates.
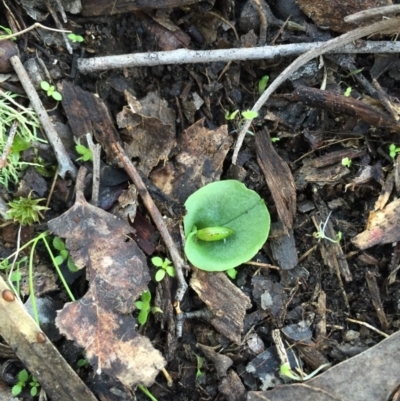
[0,120,18,168]
[346,318,389,338]
[0,22,70,41]
[232,17,400,164]
[344,5,400,23]
[110,142,188,305]
[77,41,400,74]
[9,55,77,178]
[86,133,101,207]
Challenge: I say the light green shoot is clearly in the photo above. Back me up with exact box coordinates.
[271,137,280,143]
[12,369,40,397]
[195,354,205,379]
[75,138,93,162]
[40,81,62,101]
[280,362,330,381]
[7,192,48,226]
[258,75,270,94]
[138,385,158,401]
[52,236,79,272]
[225,110,239,120]
[241,110,258,120]
[389,144,400,160]
[135,290,163,326]
[152,256,175,281]
[313,211,342,243]
[0,25,15,40]
[341,157,352,167]
[67,33,84,43]
[344,87,352,97]
[345,67,364,78]
[226,268,237,279]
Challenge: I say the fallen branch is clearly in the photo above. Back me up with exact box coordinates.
[232,17,400,164]
[77,40,400,73]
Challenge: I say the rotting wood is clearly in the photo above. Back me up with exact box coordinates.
[190,269,251,344]
[365,271,389,330]
[280,87,400,134]
[0,276,97,401]
[256,128,296,233]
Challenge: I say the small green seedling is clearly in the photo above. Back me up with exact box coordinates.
[12,369,40,397]
[40,81,62,101]
[344,87,352,97]
[184,180,270,271]
[226,268,237,279]
[0,25,15,40]
[52,236,78,272]
[341,157,352,167]
[258,75,270,94]
[225,110,259,136]
[134,290,162,326]
[389,143,400,160]
[313,211,342,243]
[152,256,175,281]
[77,358,89,367]
[195,354,205,379]
[67,33,84,43]
[75,138,93,162]
[7,192,48,226]
[271,136,280,143]
[241,110,258,120]
[225,109,239,120]
[280,362,330,382]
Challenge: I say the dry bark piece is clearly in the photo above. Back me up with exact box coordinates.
[196,343,233,377]
[297,0,393,33]
[256,129,296,233]
[48,168,166,387]
[218,369,247,401]
[81,0,207,16]
[117,91,176,176]
[310,149,366,168]
[352,198,400,249]
[269,222,298,270]
[365,271,389,330]
[59,80,121,162]
[150,118,233,203]
[190,269,251,344]
[0,274,97,401]
[281,87,400,133]
[248,329,400,401]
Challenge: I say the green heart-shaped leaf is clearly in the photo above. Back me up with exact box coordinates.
[184,180,270,271]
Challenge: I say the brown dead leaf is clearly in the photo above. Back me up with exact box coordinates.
[150,118,233,203]
[248,330,400,401]
[117,91,176,176]
[297,0,392,33]
[48,169,166,387]
[352,198,400,249]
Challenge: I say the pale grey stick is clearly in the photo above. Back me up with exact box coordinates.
[78,41,400,73]
[9,55,77,178]
[232,17,400,164]
[344,5,400,23]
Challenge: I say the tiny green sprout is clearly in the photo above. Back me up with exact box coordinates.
[75,138,93,162]
[12,369,29,396]
[226,268,237,279]
[29,376,40,397]
[271,137,280,143]
[313,211,341,244]
[67,33,84,43]
[77,358,89,367]
[195,354,205,379]
[225,110,239,120]
[40,81,62,101]
[152,256,175,281]
[258,75,270,94]
[134,290,163,326]
[280,362,330,381]
[53,237,78,272]
[0,25,15,40]
[7,192,48,226]
[344,87,352,97]
[345,67,364,78]
[341,157,352,167]
[389,143,400,160]
[241,110,258,120]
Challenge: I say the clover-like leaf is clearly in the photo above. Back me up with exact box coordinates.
[184,180,270,271]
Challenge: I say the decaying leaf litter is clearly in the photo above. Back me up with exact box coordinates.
[1,1,400,400]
